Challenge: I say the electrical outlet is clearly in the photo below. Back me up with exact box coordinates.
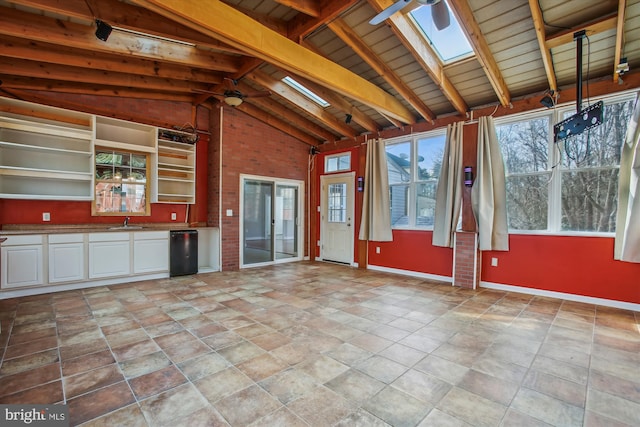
[171,212,177,221]
[376,246,380,254]
[491,257,498,267]
[42,212,50,222]
[226,209,233,217]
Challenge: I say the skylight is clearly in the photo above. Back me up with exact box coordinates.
[410,2,473,63]
[282,76,329,107]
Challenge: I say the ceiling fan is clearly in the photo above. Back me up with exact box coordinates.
[194,78,271,106]
[369,0,450,30]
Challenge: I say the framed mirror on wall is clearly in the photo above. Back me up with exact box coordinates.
[92,149,150,216]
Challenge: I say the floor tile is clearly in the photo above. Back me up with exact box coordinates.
[67,381,135,426]
[195,366,254,403]
[511,387,584,427]
[325,368,386,404]
[259,368,319,405]
[138,383,209,426]
[585,388,640,426]
[363,385,431,427]
[77,403,148,427]
[118,351,172,379]
[287,385,355,427]
[0,379,63,404]
[177,352,229,381]
[214,384,281,426]
[129,364,187,400]
[64,364,124,399]
[392,368,452,405]
[0,362,60,397]
[0,348,59,376]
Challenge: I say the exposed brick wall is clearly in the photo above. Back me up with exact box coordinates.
[215,106,310,271]
[453,231,481,289]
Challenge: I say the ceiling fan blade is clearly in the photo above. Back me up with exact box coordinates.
[432,0,450,30]
[369,0,413,25]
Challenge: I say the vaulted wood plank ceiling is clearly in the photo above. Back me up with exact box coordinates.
[0,0,637,146]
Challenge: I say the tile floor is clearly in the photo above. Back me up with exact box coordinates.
[0,262,639,426]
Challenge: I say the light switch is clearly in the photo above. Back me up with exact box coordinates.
[171,212,177,221]
[42,212,50,222]
[226,209,233,217]
[491,257,498,267]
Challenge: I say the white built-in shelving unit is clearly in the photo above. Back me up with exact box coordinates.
[156,128,196,204]
[0,99,94,200]
[0,98,197,205]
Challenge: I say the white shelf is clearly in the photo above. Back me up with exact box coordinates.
[0,98,95,201]
[95,116,156,150]
[94,138,156,154]
[155,133,196,204]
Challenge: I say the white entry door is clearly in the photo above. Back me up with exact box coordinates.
[320,172,354,264]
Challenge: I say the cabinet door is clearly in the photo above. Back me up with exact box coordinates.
[134,239,168,273]
[49,243,85,283]
[89,240,130,278]
[1,245,44,288]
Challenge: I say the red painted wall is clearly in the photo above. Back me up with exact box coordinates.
[367,230,453,277]
[218,106,310,271]
[482,234,640,304]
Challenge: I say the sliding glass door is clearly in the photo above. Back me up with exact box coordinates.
[241,176,303,267]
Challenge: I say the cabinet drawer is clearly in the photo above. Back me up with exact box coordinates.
[89,232,129,242]
[49,233,84,244]
[134,231,168,240]
[1,235,44,245]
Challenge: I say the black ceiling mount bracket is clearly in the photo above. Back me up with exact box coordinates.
[553,29,603,142]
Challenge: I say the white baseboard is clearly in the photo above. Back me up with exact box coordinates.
[0,273,169,300]
[481,281,640,312]
[367,264,453,284]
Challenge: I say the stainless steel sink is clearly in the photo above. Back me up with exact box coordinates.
[108,225,144,230]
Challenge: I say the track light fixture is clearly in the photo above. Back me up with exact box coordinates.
[95,19,112,41]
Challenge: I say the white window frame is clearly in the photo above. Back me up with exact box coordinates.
[494,91,637,236]
[324,152,351,173]
[386,129,446,230]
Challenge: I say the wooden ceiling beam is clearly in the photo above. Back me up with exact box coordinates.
[274,0,321,18]
[545,15,617,49]
[0,57,213,93]
[130,0,416,125]
[248,96,338,142]
[0,36,222,84]
[232,102,323,146]
[367,0,468,116]
[613,0,627,81]
[7,0,246,55]
[528,0,558,93]
[448,0,511,107]
[288,0,359,41]
[0,7,241,72]
[328,18,431,123]
[0,76,194,102]
[248,69,357,138]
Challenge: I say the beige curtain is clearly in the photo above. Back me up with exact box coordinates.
[615,93,640,262]
[472,116,509,251]
[359,138,393,241]
[432,121,464,247]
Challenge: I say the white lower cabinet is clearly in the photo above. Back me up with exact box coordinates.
[88,233,131,279]
[1,235,44,288]
[133,231,169,273]
[49,234,85,283]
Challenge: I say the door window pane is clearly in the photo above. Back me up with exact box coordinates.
[328,183,347,223]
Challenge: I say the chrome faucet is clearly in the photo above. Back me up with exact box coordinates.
[123,216,130,227]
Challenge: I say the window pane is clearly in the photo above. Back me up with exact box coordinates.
[326,157,338,172]
[390,185,409,226]
[497,117,550,173]
[505,174,549,230]
[561,100,633,168]
[328,183,346,223]
[416,182,436,227]
[417,135,445,181]
[561,169,619,232]
[386,142,411,185]
[338,154,350,170]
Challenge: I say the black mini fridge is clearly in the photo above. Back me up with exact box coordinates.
[170,230,198,276]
